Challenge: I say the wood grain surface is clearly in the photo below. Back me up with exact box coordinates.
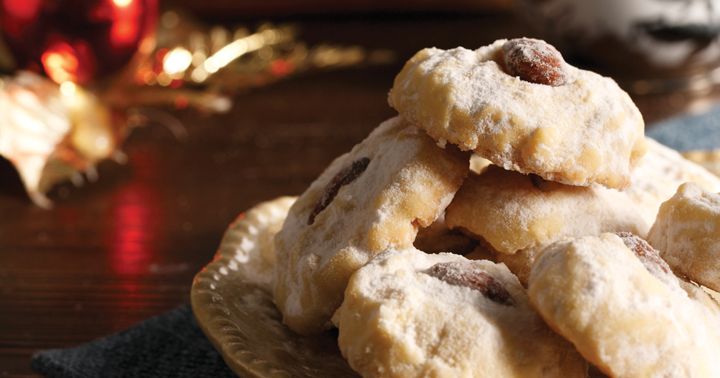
[0,14,715,376]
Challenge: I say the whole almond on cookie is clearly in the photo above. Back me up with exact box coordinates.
[502,38,568,86]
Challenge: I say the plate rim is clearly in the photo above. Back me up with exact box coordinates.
[190,196,297,378]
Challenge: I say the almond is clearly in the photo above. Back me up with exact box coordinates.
[308,157,370,225]
[502,38,568,86]
[426,261,514,305]
[616,232,671,275]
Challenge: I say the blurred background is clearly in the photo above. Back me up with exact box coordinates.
[1,0,719,375]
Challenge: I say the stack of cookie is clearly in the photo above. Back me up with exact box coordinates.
[271,38,720,377]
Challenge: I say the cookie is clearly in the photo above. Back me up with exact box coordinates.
[466,140,719,284]
[617,231,720,315]
[445,165,648,255]
[335,247,587,378]
[683,149,720,177]
[273,116,469,334]
[389,38,645,188]
[528,233,720,377]
[627,138,720,224]
[648,182,720,292]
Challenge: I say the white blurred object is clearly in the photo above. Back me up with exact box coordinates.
[0,72,121,207]
[527,0,720,66]
[520,0,720,92]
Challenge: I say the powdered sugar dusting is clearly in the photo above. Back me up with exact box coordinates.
[425,261,514,305]
[648,183,720,292]
[529,233,720,377]
[389,39,645,188]
[273,117,469,334]
[626,138,720,225]
[445,165,649,255]
[335,248,586,377]
[616,231,671,278]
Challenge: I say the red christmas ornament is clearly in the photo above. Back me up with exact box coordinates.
[0,0,157,84]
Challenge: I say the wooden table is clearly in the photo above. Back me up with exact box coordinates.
[0,14,716,376]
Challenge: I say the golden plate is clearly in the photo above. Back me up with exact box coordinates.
[192,197,720,378]
[190,197,357,377]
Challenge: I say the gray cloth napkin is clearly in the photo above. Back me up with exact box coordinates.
[31,305,236,378]
[30,106,720,377]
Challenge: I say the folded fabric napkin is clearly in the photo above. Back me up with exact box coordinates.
[31,305,235,378]
[30,106,720,377]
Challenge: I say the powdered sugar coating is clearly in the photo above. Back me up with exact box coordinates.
[273,117,468,334]
[616,231,672,279]
[648,183,720,292]
[389,39,645,188]
[335,248,587,378]
[626,138,720,225]
[529,233,720,377]
[426,260,514,305]
[445,165,648,255]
